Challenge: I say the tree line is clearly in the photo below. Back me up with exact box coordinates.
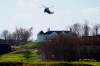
[69,21,100,36]
[0,27,33,45]
[41,22,100,61]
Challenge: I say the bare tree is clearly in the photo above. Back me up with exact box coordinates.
[12,27,32,45]
[92,24,100,36]
[71,23,82,36]
[24,50,31,61]
[6,33,13,40]
[41,34,80,61]
[82,21,90,36]
[1,30,9,40]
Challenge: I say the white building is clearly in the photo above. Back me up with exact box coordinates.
[37,28,73,42]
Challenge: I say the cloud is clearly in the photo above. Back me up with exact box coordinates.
[81,7,100,15]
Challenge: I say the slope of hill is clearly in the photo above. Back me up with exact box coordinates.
[21,42,44,49]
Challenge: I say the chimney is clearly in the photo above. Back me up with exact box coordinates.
[48,28,50,31]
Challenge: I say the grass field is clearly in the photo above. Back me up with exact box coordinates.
[70,61,100,66]
[1,42,100,66]
[0,49,41,63]
[0,61,100,66]
[0,42,43,63]
[1,51,100,65]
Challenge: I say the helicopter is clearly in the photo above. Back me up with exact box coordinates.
[41,5,54,14]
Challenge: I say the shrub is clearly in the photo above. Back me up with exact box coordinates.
[0,44,12,54]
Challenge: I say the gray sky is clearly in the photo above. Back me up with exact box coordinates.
[0,0,100,39]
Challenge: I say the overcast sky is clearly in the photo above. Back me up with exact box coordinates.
[0,0,100,39]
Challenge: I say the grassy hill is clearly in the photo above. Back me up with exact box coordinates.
[21,42,44,49]
[0,42,43,63]
[0,49,41,63]
[1,42,100,66]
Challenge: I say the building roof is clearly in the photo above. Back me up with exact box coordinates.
[38,30,44,34]
[38,30,71,35]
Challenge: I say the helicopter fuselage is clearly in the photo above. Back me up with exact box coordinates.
[44,7,54,14]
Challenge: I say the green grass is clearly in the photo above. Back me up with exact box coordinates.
[1,61,100,66]
[1,53,100,66]
[71,61,100,66]
[33,61,100,65]
[1,42,100,66]
[21,42,44,49]
[29,61,100,65]
[0,50,41,63]
[0,42,43,63]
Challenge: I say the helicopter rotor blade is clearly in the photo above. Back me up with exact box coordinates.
[41,5,46,8]
[39,7,44,8]
[48,6,54,8]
